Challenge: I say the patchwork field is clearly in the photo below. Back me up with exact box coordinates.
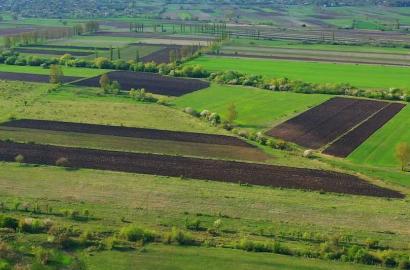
[173,84,330,129]
[348,105,410,168]
[188,56,410,90]
[0,140,401,198]
[0,71,82,83]
[267,97,397,149]
[73,71,210,96]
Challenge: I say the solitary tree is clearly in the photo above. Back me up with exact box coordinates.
[396,142,410,171]
[49,65,63,84]
[109,46,113,61]
[117,48,121,59]
[226,103,238,124]
[99,74,110,90]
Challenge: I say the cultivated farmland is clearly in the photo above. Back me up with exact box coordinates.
[73,71,210,96]
[0,140,402,198]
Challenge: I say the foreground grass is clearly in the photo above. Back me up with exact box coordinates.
[82,244,386,270]
[173,84,329,130]
[349,105,410,168]
[0,163,408,254]
[0,64,108,77]
[188,56,410,90]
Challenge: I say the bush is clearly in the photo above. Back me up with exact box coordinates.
[119,225,156,243]
[14,154,24,163]
[55,157,70,167]
[399,259,410,270]
[183,107,199,117]
[0,215,18,229]
[185,218,202,231]
[164,227,195,246]
[19,218,49,233]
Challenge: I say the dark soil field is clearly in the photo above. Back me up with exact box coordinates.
[72,71,210,96]
[140,45,182,64]
[267,97,389,149]
[0,140,402,198]
[14,48,93,56]
[0,71,82,83]
[324,103,406,157]
[21,44,110,51]
[2,119,251,147]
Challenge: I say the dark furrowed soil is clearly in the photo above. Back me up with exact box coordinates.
[2,119,252,147]
[324,103,406,157]
[72,71,210,96]
[267,97,390,149]
[14,48,93,56]
[0,141,403,198]
[0,71,82,84]
[141,46,182,64]
[21,45,110,51]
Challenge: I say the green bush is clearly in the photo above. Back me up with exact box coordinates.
[119,225,156,243]
[0,215,18,229]
[164,227,195,246]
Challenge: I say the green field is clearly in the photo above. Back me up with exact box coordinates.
[83,244,387,270]
[173,84,330,130]
[49,35,139,48]
[349,105,410,168]
[188,56,410,90]
[0,64,108,77]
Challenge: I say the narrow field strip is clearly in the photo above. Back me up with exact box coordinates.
[14,48,94,56]
[1,119,251,147]
[0,71,82,83]
[0,141,403,198]
[324,103,406,157]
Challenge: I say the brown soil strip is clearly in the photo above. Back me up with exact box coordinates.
[14,48,93,57]
[2,119,251,147]
[267,97,389,149]
[21,45,110,51]
[0,141,402,198]
[72,71,210,96]
[0,71,82,84]
[324,103,406,157]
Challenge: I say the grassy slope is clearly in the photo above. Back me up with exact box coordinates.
[348,105,410,167]
[173,84,330,130]
[0,163,408,251]
[83,244,385,270]
[0,64,107,77]
[0,82,223,134]
[188,56,410,90]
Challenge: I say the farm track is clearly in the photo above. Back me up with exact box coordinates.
[216,52,410,66]
[14,48,93,57]
[0,141,403,198]
[0,71,82,84]
[2,119,251,147]
[72,71,210,96]
[324,103,406,157]
[267,97,390,149]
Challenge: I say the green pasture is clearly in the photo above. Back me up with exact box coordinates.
[188,56,410,90]
[173,84,329,130]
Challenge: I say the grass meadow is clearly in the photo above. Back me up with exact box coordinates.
[188,56,410,90]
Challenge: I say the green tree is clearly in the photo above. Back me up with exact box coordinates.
[396,142,410,171]
[110,46,113,61]
[99,74,110,91]
[117,48,121,59]
[226,103,238,124]
[49,65,63,84]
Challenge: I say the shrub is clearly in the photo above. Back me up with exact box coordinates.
[0,215,18,229]
[14,154,24,163]
[399,258,410,270]
[55,157,70,167]
[34,247,52,265]
[47,225,78,249]
[183,107,199,117]
[119,225,156,243]
[165,227,195,246]
[19,218,49,233]
[185,218,202,231]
